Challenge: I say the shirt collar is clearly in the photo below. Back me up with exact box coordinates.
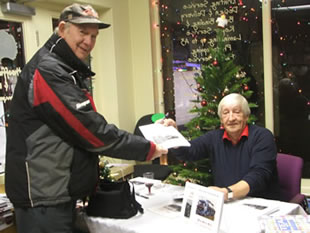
[223,125,249,143]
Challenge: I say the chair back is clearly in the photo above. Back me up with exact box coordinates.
[133,114,154,137]
[133,164,172,181]
[276,153,303,202]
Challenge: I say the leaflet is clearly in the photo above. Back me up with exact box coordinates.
[259,215,310,232]
[181,182,224,233]
[139,123,190,149]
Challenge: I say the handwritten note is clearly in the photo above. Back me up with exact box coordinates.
[174,0,241,63]
[0,66,21,103]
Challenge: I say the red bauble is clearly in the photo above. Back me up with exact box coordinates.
[201,100,207,106]
[213,60,218,66]
[244,85,249,90]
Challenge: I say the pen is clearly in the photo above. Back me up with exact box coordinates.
[160,112,169,123]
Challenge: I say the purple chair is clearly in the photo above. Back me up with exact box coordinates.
[276,153,306,205]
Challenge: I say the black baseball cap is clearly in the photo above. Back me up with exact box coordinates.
[59,3,110,29]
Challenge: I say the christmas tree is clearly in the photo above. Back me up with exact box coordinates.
[183,28,257,140]
[166,22,258,187]
[99,158,112,182]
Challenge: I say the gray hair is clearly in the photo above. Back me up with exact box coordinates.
[54,22,72,34]
[217,93,251,118]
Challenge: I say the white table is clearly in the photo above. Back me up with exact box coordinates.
[84,182,307,233]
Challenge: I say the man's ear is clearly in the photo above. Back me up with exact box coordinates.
[57,21,66,37]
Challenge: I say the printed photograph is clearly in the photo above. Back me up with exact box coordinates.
[195,199,216,221]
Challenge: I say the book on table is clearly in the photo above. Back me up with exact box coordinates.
[0,195,13,231]
[259,215,310,233]
[180,182,224,233]
[139,123,190,149]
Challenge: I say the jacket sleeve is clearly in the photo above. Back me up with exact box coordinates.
[168,132,213,160]
[242,128,278,195]
[29,59,155,161]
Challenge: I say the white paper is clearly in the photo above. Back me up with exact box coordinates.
[149,203,182,218]
[181,182,224,233]
[237,198,280,217]
[139,123,190,149]
[259,215,310,232]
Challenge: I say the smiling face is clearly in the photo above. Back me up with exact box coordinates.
[220,99,248,139]
[58,22,99,61]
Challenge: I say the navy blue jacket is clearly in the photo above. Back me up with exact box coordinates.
[169,124,282,200]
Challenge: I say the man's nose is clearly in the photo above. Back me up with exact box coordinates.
[83,35,92,46]
[228,112,235,120]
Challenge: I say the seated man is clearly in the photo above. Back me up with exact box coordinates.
[163,93,283,202]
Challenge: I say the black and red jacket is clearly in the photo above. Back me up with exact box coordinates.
[5,33,155,208]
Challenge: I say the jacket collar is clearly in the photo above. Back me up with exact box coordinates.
[46,33,95,77]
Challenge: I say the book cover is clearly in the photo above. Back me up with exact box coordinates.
[180,182,224,233]
[139,123,190,149]
[259,215,310,232]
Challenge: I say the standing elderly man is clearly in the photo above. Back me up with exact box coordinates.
[164,93,282,202]
[5,3,167,233]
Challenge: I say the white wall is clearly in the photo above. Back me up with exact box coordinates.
[129,0,156,124]
[93,0,156,132]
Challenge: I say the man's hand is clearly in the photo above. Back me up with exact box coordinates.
[151,144,168,160]
[208,186,231,202]
[209,180,250,202]
[155,118,181,149]
[155,118,177,129]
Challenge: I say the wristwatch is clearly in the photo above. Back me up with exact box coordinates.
[225,187,233,200]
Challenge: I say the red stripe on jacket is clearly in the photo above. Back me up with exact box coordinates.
[33,69,105,147]
[146,142,156,161]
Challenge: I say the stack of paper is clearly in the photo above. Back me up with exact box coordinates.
[259,215,310,233]
[0,195,14,231]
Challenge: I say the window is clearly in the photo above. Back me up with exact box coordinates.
[272,0,310,177]
[0,20,25,171]
[158,0,310,176]
[159,0,264,126]
[0,20,25,116]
